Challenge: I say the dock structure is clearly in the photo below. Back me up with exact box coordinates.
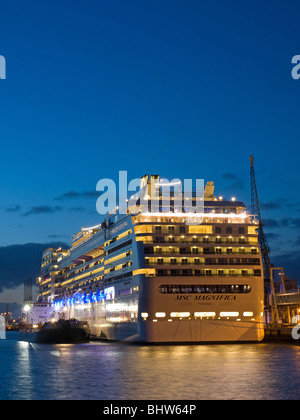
[267,267,300,324]
[249,157,300,343]
[264,281,300,343]
[275,289,300,320]
[264,324,300,342]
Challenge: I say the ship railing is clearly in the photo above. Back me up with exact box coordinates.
[154,272,258,277]
[147,239,254,245]
[146,261,261,266]
[150,250,258,256]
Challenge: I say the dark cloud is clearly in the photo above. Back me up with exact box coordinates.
[272,251,300,282]
[222,173,245,191]
[68,207,86,212]
[227,181,244,190]
[5,205,21,213]
[261,199,300,211]
[222,173,240,181]
[0,242,68,293]
[0,302,22,319]
[290,218,300,228]
[261,200,283,211]
[47,234,69,239]
[263,217,300,229]
[262,218,280,229]
[294,236,300,246]
[280,218,291,227]
[265,232,280,241]
[55,190,98,200]
[22,206,63,217]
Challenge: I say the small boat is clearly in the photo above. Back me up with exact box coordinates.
[19,319,91,344]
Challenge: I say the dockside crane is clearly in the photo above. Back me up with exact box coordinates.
[250,156,271,285]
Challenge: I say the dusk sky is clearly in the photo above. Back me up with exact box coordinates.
[1,0,300,305]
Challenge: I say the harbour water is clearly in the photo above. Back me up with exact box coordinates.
[0,332,299,400]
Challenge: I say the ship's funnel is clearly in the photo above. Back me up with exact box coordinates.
[204,182,215,200]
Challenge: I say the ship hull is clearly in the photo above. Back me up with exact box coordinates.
[71,317,264,343]
[138,319,264,343]
[19,321,90,344]
[70,301,264,343]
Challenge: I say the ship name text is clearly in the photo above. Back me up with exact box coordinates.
[176,295,237,301]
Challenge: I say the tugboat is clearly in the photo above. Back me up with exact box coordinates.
[19,319,91,344]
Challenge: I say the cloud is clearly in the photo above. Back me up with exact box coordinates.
[68,207,86,212]
[262,218,280,229]
[0,302,22,318]
[222,173,240,181]
[0,242,68,294]
[272,251,300,282]
[261,200,283,211]
[5,205,21,213]
[290,218,300,228]
[293,236,300,246]
[55,190,98,200]
[265,232,280,241]
[263,217,300,229]
[261,198,300,211]
[22,206,63,217]
[47,234,69,239]
[222,173,245,190]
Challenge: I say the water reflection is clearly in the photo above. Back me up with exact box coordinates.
[1,333,300,400]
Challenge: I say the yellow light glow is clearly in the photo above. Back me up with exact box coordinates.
[170,312,190,318]
[133,268,156,277]
[143,212,247,219]
[194,312,216,317]
[109,317,122,322]
[243,312,254,317]
[155,312,166,318]
[220,312,239,317]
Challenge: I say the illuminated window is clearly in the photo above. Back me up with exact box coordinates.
[158,284,251,294]
[220,312,239,317]
[243,312,254,317]
[194,312,216,317]
[170,312,190,318]
[248,226,257,235]
[155,312,166,318]
[189,225,212,234]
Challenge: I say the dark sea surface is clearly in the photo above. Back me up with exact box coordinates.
[0,332,299,400]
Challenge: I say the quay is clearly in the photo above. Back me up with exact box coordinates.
[263,325,300,343]
[263,286,300,344]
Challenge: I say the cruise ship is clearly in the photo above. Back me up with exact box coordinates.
[36,175,264,343]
